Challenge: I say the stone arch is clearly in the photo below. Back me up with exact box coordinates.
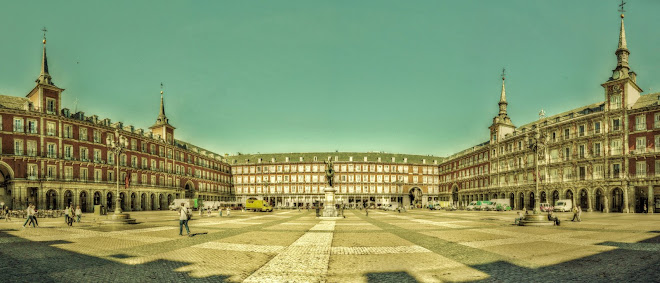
[159,194,166,210]
[64,190,74,208]
[79,190,89,212]
[46,189,58,210]
[151,193,157,210]
[611,187,624,212]
[518,192,525,210]
[167,194,173,208]
[130,192,137,211]
[552,190,560,205]
[540,190,547,203]
[594,187,605,212]
[451,184,459,205]
[93,191,102,206]
[141,193,147,211]
[119,192,127,211]
[107,192,114,210]
[409,187,423,207]
[509,193,515,209]
[500,193,505,199]
[579,188,589,210]
[529,191,535,210]
[184,181,196,199]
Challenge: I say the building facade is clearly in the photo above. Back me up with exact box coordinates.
[0,36,232,211]
[229,153,442,208]
[439,12,659,213]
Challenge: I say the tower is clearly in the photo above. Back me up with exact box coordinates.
[149,84,176,144]
[489,69,516,143]
[602,1,642,110]
[26,27,64,114]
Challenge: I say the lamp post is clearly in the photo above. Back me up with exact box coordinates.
[519,113,554,226]
[106,129,128,214]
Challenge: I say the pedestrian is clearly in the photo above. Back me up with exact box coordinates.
[28,204,39,227]
[571,206,578,222]
[75,206,82,223]
[207,207,212,217]
[548,211,560,226]
[23,203,35,228]
[178,203,191,236]
[219,207,223,217]
[199,207,203,217]
[576,206,582,222]
[226,207,230,217]
[365,207,369,217]
[644,203,648,213]
[315,205,320,217]
[4,205,10,222]
[64,204,73,226]
[514,211,524,225]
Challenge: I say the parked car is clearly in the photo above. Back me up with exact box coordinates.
[539,202,553,212]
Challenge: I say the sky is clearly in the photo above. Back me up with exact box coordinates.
[1,0,659,157]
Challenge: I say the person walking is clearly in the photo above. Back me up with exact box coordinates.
[75,206,82,223]
[23,203,35,228]
[576,206,582,222]
[4,205,10,222]
[219,207,223,217]
[28,204,39,227]
[178,203,190,236]
[226,207,230,217]
[571,206,578,222]
[64,204,73,226]
[365,207,369,217]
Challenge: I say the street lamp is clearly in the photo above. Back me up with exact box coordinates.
[106,129,129,215]
[527,126,545,214]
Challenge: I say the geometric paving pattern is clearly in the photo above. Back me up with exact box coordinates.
[1,209,659,282]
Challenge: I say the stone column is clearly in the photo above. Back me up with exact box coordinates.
[649,185,654,214]
[587,190,593,212]
[623,185,630,213]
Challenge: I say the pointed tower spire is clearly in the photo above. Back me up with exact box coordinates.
[498,68,508,116]
[36,27,54,86]
[156,83,168,124]
[150,83,176,144]
[611,0,633,81]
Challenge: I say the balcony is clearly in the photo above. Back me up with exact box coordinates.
[635,124,646,131]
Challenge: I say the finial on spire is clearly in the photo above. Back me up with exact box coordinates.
[501,68,506,81]
[618,0,626,18]
[41,27,47,44]
[160,82,164,95]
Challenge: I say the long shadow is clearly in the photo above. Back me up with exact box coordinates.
[366,271,419,283]
[469,234,660,283]
[0,230,230,283]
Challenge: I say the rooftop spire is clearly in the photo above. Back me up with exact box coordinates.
[155,83,169,125]
[618,1,627,50]
[611,0,633,81]
[498,68,508,115]
[36,27,54,85]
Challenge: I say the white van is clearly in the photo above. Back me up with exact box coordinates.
[553,199,573,212]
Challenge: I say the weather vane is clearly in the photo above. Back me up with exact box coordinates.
[501,68,506,80]
[41,27,47,44]
[618,0,626,15]
[160,82,164,95]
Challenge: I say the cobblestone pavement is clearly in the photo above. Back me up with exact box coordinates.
[0,209,659,282]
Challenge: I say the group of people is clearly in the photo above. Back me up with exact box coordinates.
[514,206,584,226]
[19,203,82,228]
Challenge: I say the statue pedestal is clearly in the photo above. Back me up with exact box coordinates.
[101,213,137,225]
[518,213,554,226]
[320,187,342,219]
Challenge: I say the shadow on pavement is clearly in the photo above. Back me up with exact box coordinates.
[365,271,419,283]
[469,234,660,282]
[0,230,230,282]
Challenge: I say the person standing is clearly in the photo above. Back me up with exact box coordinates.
[219,207,223,217]
[179,203,190,236]
[226,207,231,217]
[23,203,35,228]
[576,206,582,222]
[365,206,369,217]
[64,204,73,226]
[4,205,10,222]
[75,206,82,223]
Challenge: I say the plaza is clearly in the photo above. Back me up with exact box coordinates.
[1,209,659,282]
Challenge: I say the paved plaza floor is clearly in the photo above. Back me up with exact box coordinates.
[1,209,659,282]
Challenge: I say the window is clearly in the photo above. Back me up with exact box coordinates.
[656,135,660,153]
[64,145,73,159]
[47,166,56,179]
[47,122,56,136]
[579,145,585,158]
[656,160,660,177]
[80,147,89,161]
[131,139,137,151]
[655,113,660,129]
[579,125,585,137]
[612,118,621,131]
[564,128,570,140]
[93,130,101,143]
[593,142,601,157]
[594,164,603,179]
[26,140,36,156]
[611,139,622,155]
[27,164,38,180]
[610,94,621,110]
[65,167,73,180]
[636,137,646,154]
[612,163,621,178]
[120,154,127,166]
[79,127,87,141]
[46,98,56,114]
[94,149,102,162]
[27,120,38,134]
[594,121,601,134]
[80,168,88,181]
[63,124,72,138]
[108,153,115,165]
[131,156,138,168]
[47,143,56,158]
[564,147,571,161]
[635,115,647,131]
[108,171,114,182]
[95,170,103,182]
[141,142,147,152]
[13,118,23,132]
[636,161,646,177]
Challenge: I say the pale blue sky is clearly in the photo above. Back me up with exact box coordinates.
[1,0,659,157]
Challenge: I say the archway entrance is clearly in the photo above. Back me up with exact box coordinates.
[64,190,73,208]
[119,192,127,211]
[509,193,514,209]
[160,194,165,210]
[94,191,101,206]
[580,189,588,210]
[529,192,535,209]
[409,187,422,208]
[552,190,559,206]
[451,186,458,206]
[519,192,525,210]
[565,190,574,204]
[167,194,173,208]
[107,192,114,210]
[151,194,157,210]
[595,189,604,212]
[46,190,57,210]
[141,193,147,211]
[612,188,624,212]
[540,191,547,203]
[80,191,88,212]
[130,193,136,210]
[184,182,194,198]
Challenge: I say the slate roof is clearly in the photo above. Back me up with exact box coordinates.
[0,94,29,110]
[228,152,444,165]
